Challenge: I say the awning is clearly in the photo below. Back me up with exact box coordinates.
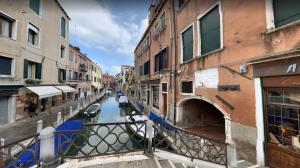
[26,86,62,99]
[55,86,76,93]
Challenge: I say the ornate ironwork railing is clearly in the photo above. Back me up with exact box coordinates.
[57,121,147,161]
[153,121,227,166]
[0,134,40,168]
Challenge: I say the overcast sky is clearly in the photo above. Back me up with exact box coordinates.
[59,0,150,74]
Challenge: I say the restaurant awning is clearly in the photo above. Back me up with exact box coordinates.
[55,86,76,93]
[26,86,62,99]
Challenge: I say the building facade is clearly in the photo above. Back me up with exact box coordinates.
[67,45,92,99]
[134,0,300,167]
[91,61,103,94]
[103,73,117,90]
[0,0,70,124]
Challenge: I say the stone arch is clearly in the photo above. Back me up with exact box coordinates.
[176,96,232,142]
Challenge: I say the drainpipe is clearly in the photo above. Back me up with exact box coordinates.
[171,0,177,125]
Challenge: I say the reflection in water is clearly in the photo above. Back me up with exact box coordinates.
[68,94,141,157]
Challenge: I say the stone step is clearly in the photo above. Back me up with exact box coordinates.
[237,160,266,168]
[158,159,174,168]
[171,162,185,168]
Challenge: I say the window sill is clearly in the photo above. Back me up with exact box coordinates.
[26,42,40,49]
[0,35,16,41]
[180,57,197,65]
[199,47,224,58]
[181,92,194,96]
[265,20,300,35]
[0,75,14,78]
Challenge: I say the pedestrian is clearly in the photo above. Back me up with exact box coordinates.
[28,101,38,118]
[84,92,87,99]
[74,93,78,101]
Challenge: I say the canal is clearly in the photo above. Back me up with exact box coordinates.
[66,93,144,157]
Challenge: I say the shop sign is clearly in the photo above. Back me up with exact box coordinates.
[253,57,300,77]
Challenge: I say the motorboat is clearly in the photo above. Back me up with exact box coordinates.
[83,103,101,118]
[119,95,128,107]
[125,111,154,140]
[116,91,124,97]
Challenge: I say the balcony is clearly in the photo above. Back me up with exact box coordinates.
[68,77,91,82]
[79,63,88,72]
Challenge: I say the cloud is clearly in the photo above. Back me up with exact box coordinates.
[111,66,121,74]
[59,0,148,57]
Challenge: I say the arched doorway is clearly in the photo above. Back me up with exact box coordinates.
[177,97,229,142]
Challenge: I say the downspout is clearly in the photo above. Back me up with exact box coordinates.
[171,0,177,125]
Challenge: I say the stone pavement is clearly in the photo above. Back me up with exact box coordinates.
[0,91,106,143]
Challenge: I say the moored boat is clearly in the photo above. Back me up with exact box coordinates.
[119,96,128,107]
[125,111,154,140]
[83,103,101,118]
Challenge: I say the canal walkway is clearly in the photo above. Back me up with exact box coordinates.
[0,91,106,142]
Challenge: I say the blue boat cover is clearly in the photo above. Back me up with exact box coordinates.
[5,119,83,168]
[136,101,144,111]
[149,112,176,132]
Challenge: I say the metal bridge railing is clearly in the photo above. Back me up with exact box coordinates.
[0,134,40,168]
[0,120,228,167]
[57,121,147,161]
[153,120,228,166]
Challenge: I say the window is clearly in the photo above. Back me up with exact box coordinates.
[176,0,186,10]
[75,55,78,63]
[154,23,159,34]
[273,0,300,28]
[181,81,193,94]
[141,85,147,104]
[0,13,15,39]
[162,83,167,93]
[143,60,150,75]
[28,61,33,78]
[68,70,72,79]
[69,51,74,61]
[181,26,193,62]
[160,12,166,30]
[139,65,143,76]
[94,77,96,82]
[58,69,66,82]
[27,23,39,46]
[199,5,221,55]
[60,45,65,58]
[152,85,159,109]
[61,17,66,38]
[155,47,169,72]
[0,56,13,76]
[29,0,41,15]
[266,89,300,150]
[23,59,42,79]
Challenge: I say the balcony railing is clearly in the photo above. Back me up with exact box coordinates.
[68,77,91,82]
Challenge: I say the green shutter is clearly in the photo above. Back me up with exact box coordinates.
[155,54,159,72]
[182,26,193,62]
[200,5,220,55]
[35,63,42,79]
[273,0,300,28]
[63,69,66,80]
[61,17,66,38]
[165,47,169,69]
[159,52,163,71]
[29,0,40,15]
[23,59,28,78]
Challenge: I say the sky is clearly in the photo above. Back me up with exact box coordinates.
[59,0,150,75]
